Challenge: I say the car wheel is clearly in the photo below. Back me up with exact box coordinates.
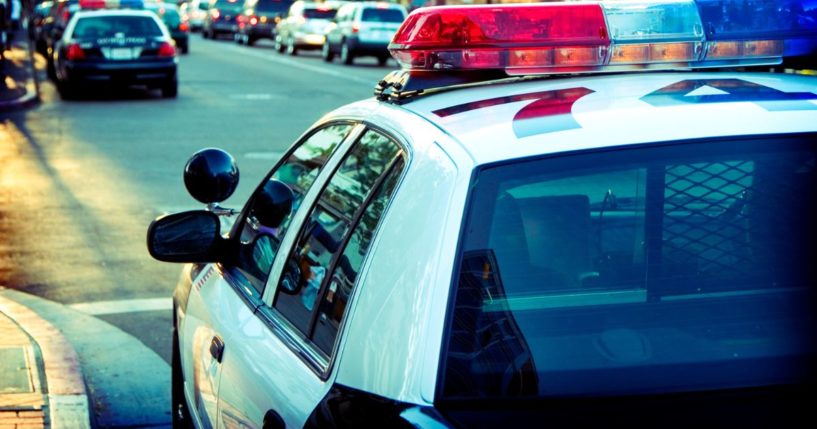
[171,330,193,428]
[322,42,334,62]
[181,44,189,54]
[341,41,354,65]
[57,79,76,100]
[46,57,57,81]
[235,32,243,44]
[246,35,256,46]
[377,55,388,66]
[162,80,178,98]
[286,37,297,56]
[274,36,284,53]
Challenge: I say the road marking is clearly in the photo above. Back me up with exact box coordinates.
[244,151,285,160]
[221,43,373,86]
[229,93,285,100]
[68,298,172,316]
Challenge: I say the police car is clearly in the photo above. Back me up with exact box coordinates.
[147,1,817,428]
[52,0,178,99]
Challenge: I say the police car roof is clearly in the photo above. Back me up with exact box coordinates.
[73,8,157,18]
[363,71,817,166]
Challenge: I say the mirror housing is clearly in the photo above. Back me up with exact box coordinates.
[184,148,239,204]
[147,210,225,263]
[250,179,294,229]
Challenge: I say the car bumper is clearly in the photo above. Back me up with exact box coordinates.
[294,32,325,49]
[345,38,389,56]
[64,61,177,86]
[245,24,276,39]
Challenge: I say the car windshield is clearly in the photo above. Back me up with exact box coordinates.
[303,7,336,19]
[72,15,163,39]
[361,7,404,23]
[443,135,817,400]
[158,7,181,27]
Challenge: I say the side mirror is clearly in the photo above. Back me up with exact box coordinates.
[147,210,224,263]
[184,148,239,204]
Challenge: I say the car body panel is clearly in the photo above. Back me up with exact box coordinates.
[324,2,407,61]
[400,72,817,165]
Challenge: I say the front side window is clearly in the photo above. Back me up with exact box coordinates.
[274,129,404,356]
[230,123,353,297]
[444,136,816,400]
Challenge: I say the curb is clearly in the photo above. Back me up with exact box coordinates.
[0,287,91,429]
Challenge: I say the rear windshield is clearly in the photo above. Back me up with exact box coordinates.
[212,0,243,13]
[444,136,816,400]
[303,7,337,19]
[361,8,405,23]
[73,16,163,38]
[254,0,293,13]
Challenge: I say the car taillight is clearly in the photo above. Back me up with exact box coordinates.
[158,41,176,57]
[66,43,85,60]
[211,9,220,20]
[249,15,258,26]
[352,23,360,33]
[62,10,70,23]
[180,22,190,32]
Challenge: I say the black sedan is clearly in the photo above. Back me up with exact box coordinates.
[53,9,178,99]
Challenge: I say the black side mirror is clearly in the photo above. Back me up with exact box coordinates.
[147,210,224,263]
[184,148,239,204]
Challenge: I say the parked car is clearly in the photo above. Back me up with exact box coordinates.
[273,0,342,55]
[202,0,243,40]
[53,8,178,99]
[323,1,406,65]
[235,0,293,46]
[147,2,190,54]
[28,0,54,54]
[180,0,208,32]
[147,2,817,428]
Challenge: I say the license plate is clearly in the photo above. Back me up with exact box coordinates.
[110,48,133,60]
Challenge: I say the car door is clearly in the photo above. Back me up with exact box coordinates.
[215,127,407,428]
[179,122,358,429]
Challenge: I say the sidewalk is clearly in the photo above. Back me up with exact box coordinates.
[1,30,40,113]
[0,288,90,429]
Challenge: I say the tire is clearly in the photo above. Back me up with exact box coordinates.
[162,80,178,98]
[340,41,354,65]
[57,80,76,100]
[46,57,57,81]
[377,55,388,66]
[246,36,256,46]
[235,32,243,44]
[321,42,334,62]
[171,330,193,429]
[274,36,284,53]
[181,44,189,54]
[286,37,297,56]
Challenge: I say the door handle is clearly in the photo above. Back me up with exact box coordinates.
[209,335,225,363]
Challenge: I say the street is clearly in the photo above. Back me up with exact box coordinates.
[0,34,395,427]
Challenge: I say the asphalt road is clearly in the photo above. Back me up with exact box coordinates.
[0,34,397,427]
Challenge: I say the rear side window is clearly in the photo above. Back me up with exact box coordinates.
[361,8,405,23]
[73,16,163,38]
[444,136,817,400]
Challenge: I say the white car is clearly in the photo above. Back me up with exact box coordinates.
[148,1,817,428]
[322,1,407,65]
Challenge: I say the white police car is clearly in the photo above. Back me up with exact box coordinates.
[148,1,817,428]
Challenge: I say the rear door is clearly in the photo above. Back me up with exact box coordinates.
[179,123,356,429]
[214,127,407,428]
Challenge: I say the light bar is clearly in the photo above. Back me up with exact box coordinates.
[388,0,817,75]
[603,0,704,64]
[79,0,144,10]
[389,3,609,73]
[695,0,817,60]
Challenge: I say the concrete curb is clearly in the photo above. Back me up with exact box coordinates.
[0,287,91,429]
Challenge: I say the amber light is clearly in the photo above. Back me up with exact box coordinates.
[707,40,783,59]
[611,42,699,64]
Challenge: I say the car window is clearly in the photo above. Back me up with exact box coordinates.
[273,129,404,349]
[444,136,816,400]
[230,124,354,298]
[72,16,163,39]
[303,7,336,20]
[360,8,404,23]
[253,0,292,13]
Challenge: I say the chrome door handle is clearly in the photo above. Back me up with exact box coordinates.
[209,335,225,363]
